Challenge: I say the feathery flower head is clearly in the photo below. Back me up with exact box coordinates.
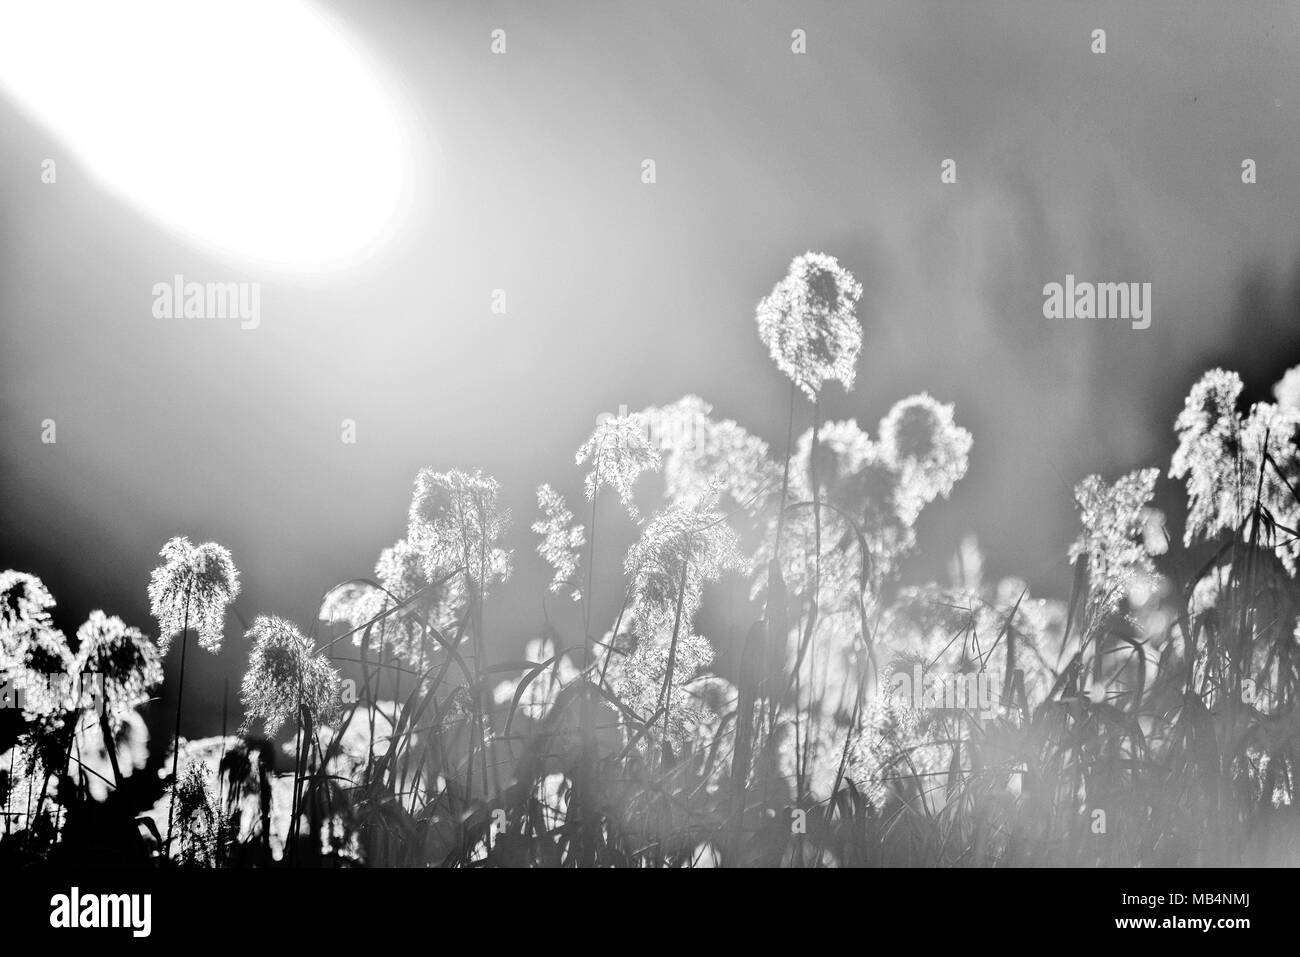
[640,396,779,511]
[1173,367,1244,450]
[334,540,465,625]
[74,611,164,727]
[173,761,217,836]
[1170,369,1250,547]
[5,622,75,719]
[322,538,468,667]
[846,684,943,808]
[1,573,71,719]
[147,537,241,655]
[612,630,715,752]
[843,653,962,807]
[532,484,586,601]
[408,468,513,588]
[624,488,743,637]
[379,536,468,623]
[1,571,60,690]
[377,536,470,640]
[807,419,874,471]
[803,422,912,540]
[1068,468,1165,594]
[240,615,342,736]
[1172,368,1300,573]
[374,538,430,600]
[575,412,661,519]
[1241,401,1300,572]
[0,570,55,633]
[172,761,218,866]
[879,393,972,522]
[791,419,873,498]
[175,760,213,817]
[755,252,863,399]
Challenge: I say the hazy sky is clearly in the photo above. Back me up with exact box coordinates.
[2,0,1298,734]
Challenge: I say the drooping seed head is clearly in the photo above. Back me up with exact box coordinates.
[240,615,342,736]
[74,610,164,727]
[146,537,241,655]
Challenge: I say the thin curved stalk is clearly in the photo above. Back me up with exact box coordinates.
[164,585,192,859]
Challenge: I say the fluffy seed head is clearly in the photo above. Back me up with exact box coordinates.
[1170,370,1253,547]
[612,631,715,752]
[0,570,55,633]
[755,252,863,399]
[624,489,743,638]
[74,610,164,727]
[1069,468,1165,594]
[4,622,74,719]
[640,395,780,512]
[322,538,468,666]
[408,468,513,590]
[240,615,342,736]
[532,484,586,601]
[575,413,661,520]
[146,537,241,654]
[879,393,972,522]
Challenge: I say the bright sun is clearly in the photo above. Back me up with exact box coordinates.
[0,0,417,272]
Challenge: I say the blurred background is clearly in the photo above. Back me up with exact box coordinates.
[1,0,1298,743]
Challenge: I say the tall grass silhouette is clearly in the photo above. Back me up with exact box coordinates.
[3,252,1300,867]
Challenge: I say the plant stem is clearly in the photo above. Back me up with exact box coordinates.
[658,558,692,756]
[772,382,797,563]
[216,677,227,867]
[164,589,192,859]
[289,658,305,865]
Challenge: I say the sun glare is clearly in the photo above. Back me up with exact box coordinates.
[0,0,417,272]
